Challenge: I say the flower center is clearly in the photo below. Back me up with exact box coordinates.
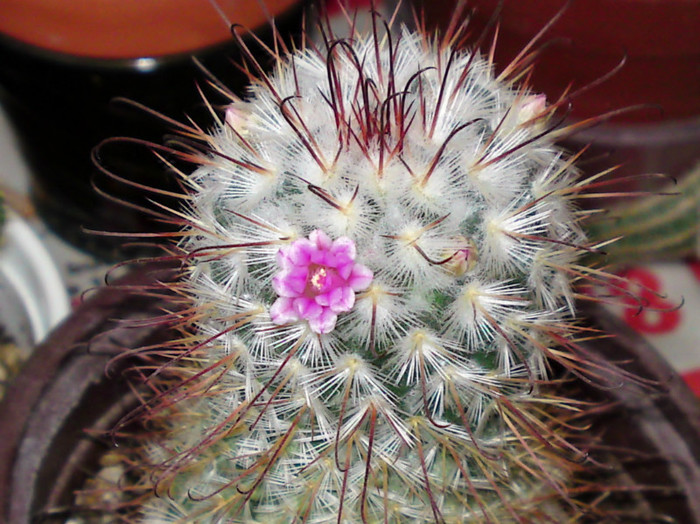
[310,266,327,291]
[306,264,337,296]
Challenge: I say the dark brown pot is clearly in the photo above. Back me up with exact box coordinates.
[0,263,180,524]
[1,265,699,523]
[578,301,700,522]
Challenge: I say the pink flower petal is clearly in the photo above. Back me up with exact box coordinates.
[315,291,331,307]
[270,297,299,324]
[287,239,314,266]
[273,268,308,296]
[330,236,356,261]
[311,249,334,266]
[272,272,299,296]
[310,229,332,250]
[329,286,355,313]
[335,261,353,280]
[348,264,373,291]
[309,309,337,334]
[293,297,323,320]
[276,248,292,269]
[271,275,292,297]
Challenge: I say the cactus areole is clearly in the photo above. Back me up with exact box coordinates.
[119,11,622,524]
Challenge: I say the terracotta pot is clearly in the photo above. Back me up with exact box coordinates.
[0,0,301,59]
[1,263,699,522]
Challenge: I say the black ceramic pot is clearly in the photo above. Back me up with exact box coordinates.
[0,0,305,260]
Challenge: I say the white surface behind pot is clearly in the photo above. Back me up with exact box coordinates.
[0,210,70,348]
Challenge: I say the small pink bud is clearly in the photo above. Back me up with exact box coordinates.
[446,237,477,276]
[224,106,246,130]
[518,94,547,124]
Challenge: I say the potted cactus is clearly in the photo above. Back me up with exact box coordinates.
[1,4,700,523]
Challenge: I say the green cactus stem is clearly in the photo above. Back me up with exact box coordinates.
[586,163,700,265]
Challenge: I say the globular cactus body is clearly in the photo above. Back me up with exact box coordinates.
[136,16,600,524]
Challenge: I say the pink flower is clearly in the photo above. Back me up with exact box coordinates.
[270,230,373,334]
